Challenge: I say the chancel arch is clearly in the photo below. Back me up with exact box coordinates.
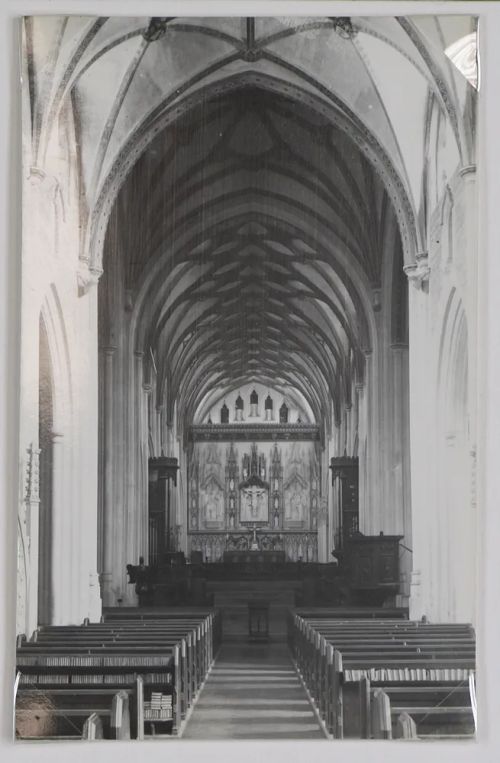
[93,65,418,607]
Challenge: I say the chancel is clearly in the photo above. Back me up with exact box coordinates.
[15,14,478,742]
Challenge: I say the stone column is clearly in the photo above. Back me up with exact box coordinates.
[101,346,116,606]
[355,381,367,531]
[317,446,330,562]
[388,344,409,534]
[132,351,146,564]
[78,286,102,623]
[177,448,189,555]
[345,404,352,455]
[142,382,152,562]
[361,350,383,534]
[157,406,164,454]
[390,343,411,604]
[164,423,179,551]
[404,255,430,620]
[25,444,41,636]
[317,496,329,563]
[50,431,67,624]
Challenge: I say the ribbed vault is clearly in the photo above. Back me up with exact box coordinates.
[102,85,405,436]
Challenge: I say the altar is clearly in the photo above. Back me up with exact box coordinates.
[223,550,286,565]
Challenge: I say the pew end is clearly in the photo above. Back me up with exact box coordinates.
[395,711,418,739]
[111,690,131,740]
[371,688,392,740]
[82,713,104,740]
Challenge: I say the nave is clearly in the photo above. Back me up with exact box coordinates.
[15,605,476,741]
[16,14,479,744]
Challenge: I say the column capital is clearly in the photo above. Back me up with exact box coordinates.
[77,260,103,295]
[404,252,430,290]
[459,164,476,178]
[101,345,117,356]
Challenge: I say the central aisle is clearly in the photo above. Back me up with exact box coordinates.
[182,642,326,740]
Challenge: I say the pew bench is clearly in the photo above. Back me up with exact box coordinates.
[17,611,219,739]
[362,683,475,740]
[15,685,132,740]
[16,651,173,739]
[288,613,476,740]
[28,612,220,719]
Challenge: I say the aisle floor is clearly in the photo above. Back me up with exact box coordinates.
[182,642,326,740]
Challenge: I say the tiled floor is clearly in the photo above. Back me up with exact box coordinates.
[182,642,325,739]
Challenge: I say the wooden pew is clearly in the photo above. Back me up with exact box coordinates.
[16,649,174,739]
[16,611,219,739]
[294,607,409,620]
[395,711,417,740]
[16,688,128,741]
[82,713,103,740]
[72,611,220,696]
[30,611,220,721]
[288,614,476,740]
[371,688,392,739]
[111,690,130,740]
[362,680,471,740]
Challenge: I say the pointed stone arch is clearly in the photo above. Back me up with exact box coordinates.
[88,71,420,284]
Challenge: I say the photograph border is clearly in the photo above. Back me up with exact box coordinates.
[1,2,499,763]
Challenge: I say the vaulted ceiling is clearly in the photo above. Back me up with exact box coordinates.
[24,14,477,230]
[103,85,403,430]
[24,14,477,436]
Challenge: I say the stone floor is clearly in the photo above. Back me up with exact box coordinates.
[182,642,326,740]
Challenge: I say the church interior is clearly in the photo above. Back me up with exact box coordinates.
[15,15,478,741]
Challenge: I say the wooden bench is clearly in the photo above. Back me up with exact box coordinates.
[361,683,474,740]
[294,607,409,620]
[30,611,221,715]
[288,614,476,740]
[16,681,132,740]
[16,611,220,739]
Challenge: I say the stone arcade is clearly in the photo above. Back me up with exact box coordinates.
[15,15,478,741]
